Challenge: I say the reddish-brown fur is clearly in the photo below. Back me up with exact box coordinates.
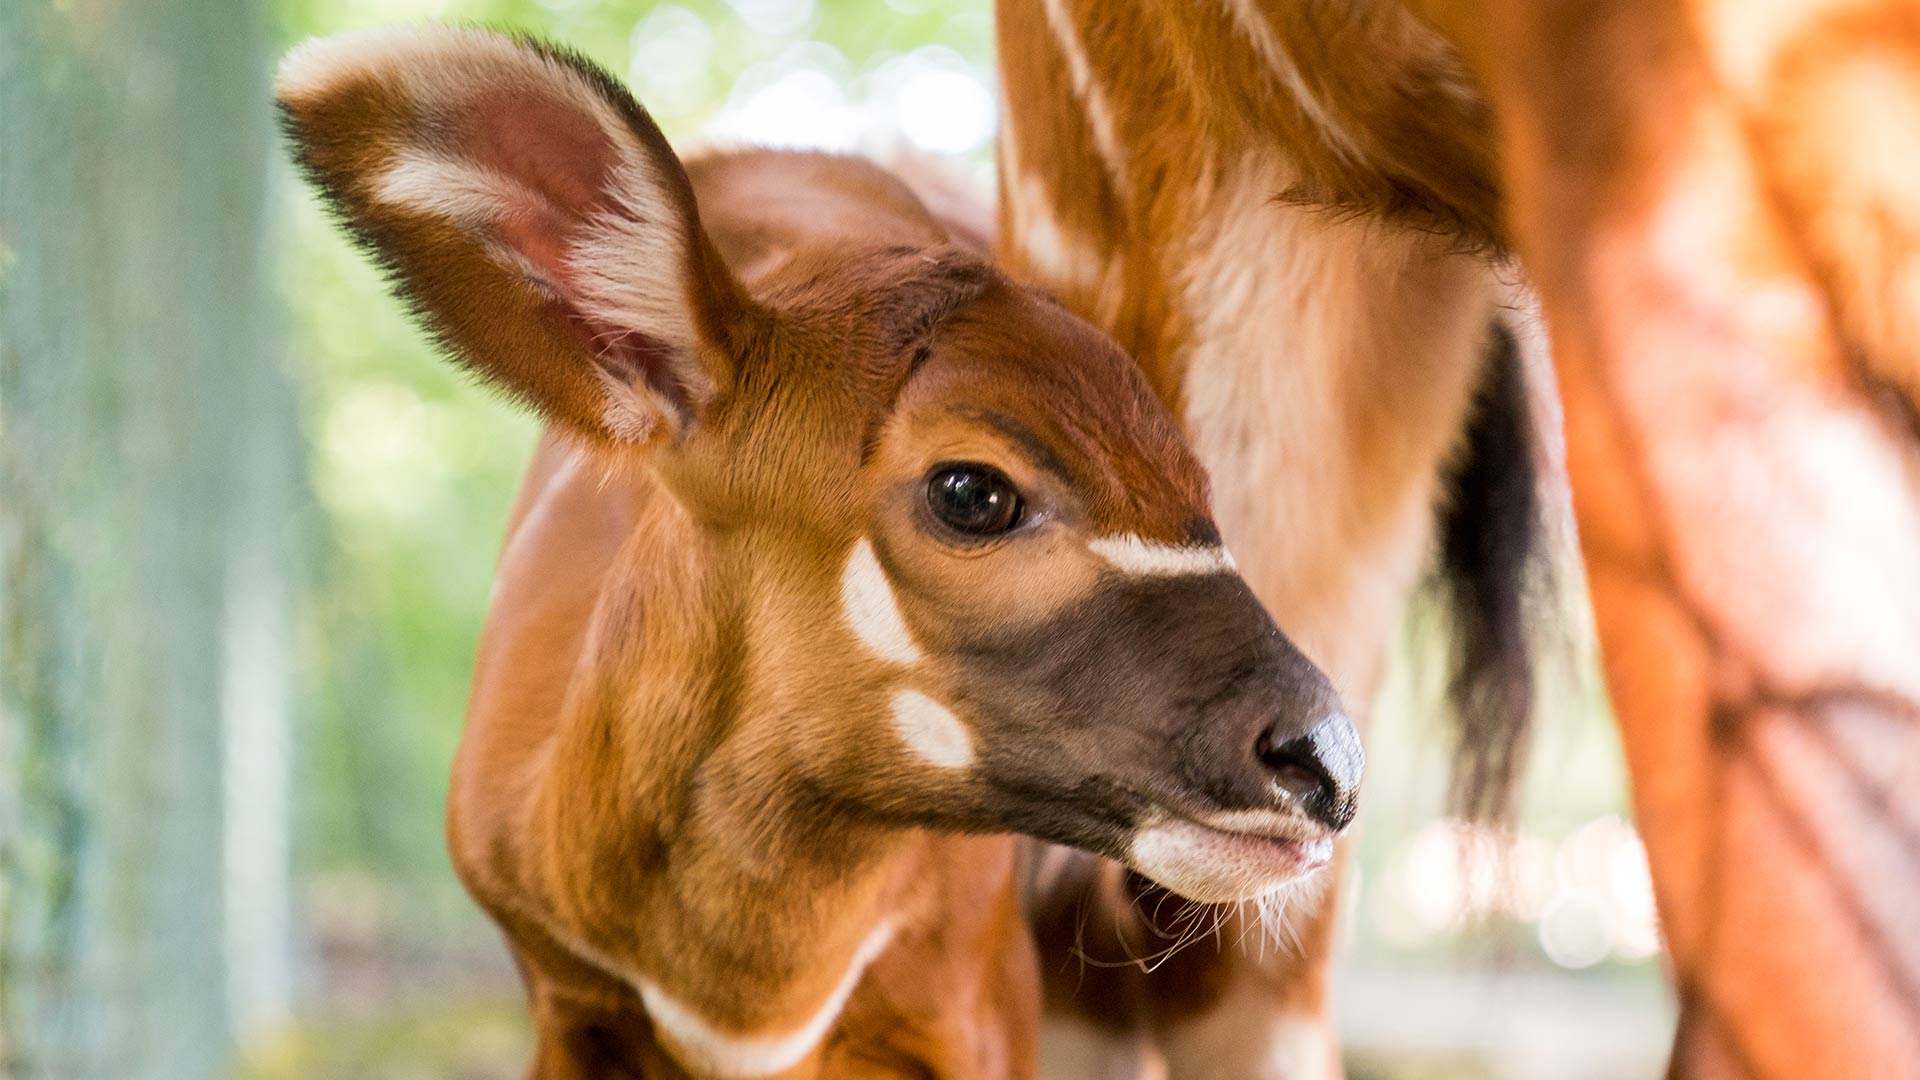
[1000,2,1920,1077]
[279,25,1364,1080]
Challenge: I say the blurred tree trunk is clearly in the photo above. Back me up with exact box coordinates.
[0,2,295,1078]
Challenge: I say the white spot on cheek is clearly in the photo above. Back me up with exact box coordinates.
[840,539,921,664]
[888,689,974,769]
[1088,534,1236,578]
[637,918,900,1078]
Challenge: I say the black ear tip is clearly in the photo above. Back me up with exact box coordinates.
[517,31,658,130]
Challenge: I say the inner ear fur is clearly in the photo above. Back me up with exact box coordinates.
[276,26,746,444]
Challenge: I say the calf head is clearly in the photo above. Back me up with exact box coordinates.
[278,26,1361,903]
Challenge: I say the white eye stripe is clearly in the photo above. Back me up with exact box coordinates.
[840,538,921,665]
[1088,534,1236,577]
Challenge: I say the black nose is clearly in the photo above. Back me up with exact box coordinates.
[1257,712,1363,831]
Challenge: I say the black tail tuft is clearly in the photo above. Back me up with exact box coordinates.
[1436,319,1549,825]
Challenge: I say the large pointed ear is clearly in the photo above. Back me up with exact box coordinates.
[276,27,744,444]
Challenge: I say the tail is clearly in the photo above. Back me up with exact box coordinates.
[1435,318,1551,824]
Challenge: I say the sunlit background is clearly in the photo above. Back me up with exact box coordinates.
[1,1,1672,1077]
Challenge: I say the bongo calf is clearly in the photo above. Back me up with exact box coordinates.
[278,28,1361,1078]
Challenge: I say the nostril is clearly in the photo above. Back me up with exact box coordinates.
[1255,712,1363,831]
[1256,732,1338,801]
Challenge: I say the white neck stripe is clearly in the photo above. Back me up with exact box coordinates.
[638,917,900,1078]
[1089,534,1236,577]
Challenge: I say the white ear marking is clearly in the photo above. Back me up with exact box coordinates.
[368,151,694,446]
[360,115,702,369]
[567,160,707,397]
[637,918,900,1078]
[888,690,975,769]
[1089,535,1236,578]
[372,152,547,226]
[280,26,723,443]
[840,539,921,665]
[370,152,562,286]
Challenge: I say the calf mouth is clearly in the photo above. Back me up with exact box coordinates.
[1124,800,1338,904]
[982,767,1342,905]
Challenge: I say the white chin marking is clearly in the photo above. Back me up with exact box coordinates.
[1089,534,1236,578]
[637,918,899,1078]
[839,539,921,665]
[1127,815,1318,904]
[888,689,975,769]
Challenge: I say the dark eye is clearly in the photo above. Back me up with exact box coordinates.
[926,464,1023,536]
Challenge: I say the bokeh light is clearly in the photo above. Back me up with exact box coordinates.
[1364,814,1661,969]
